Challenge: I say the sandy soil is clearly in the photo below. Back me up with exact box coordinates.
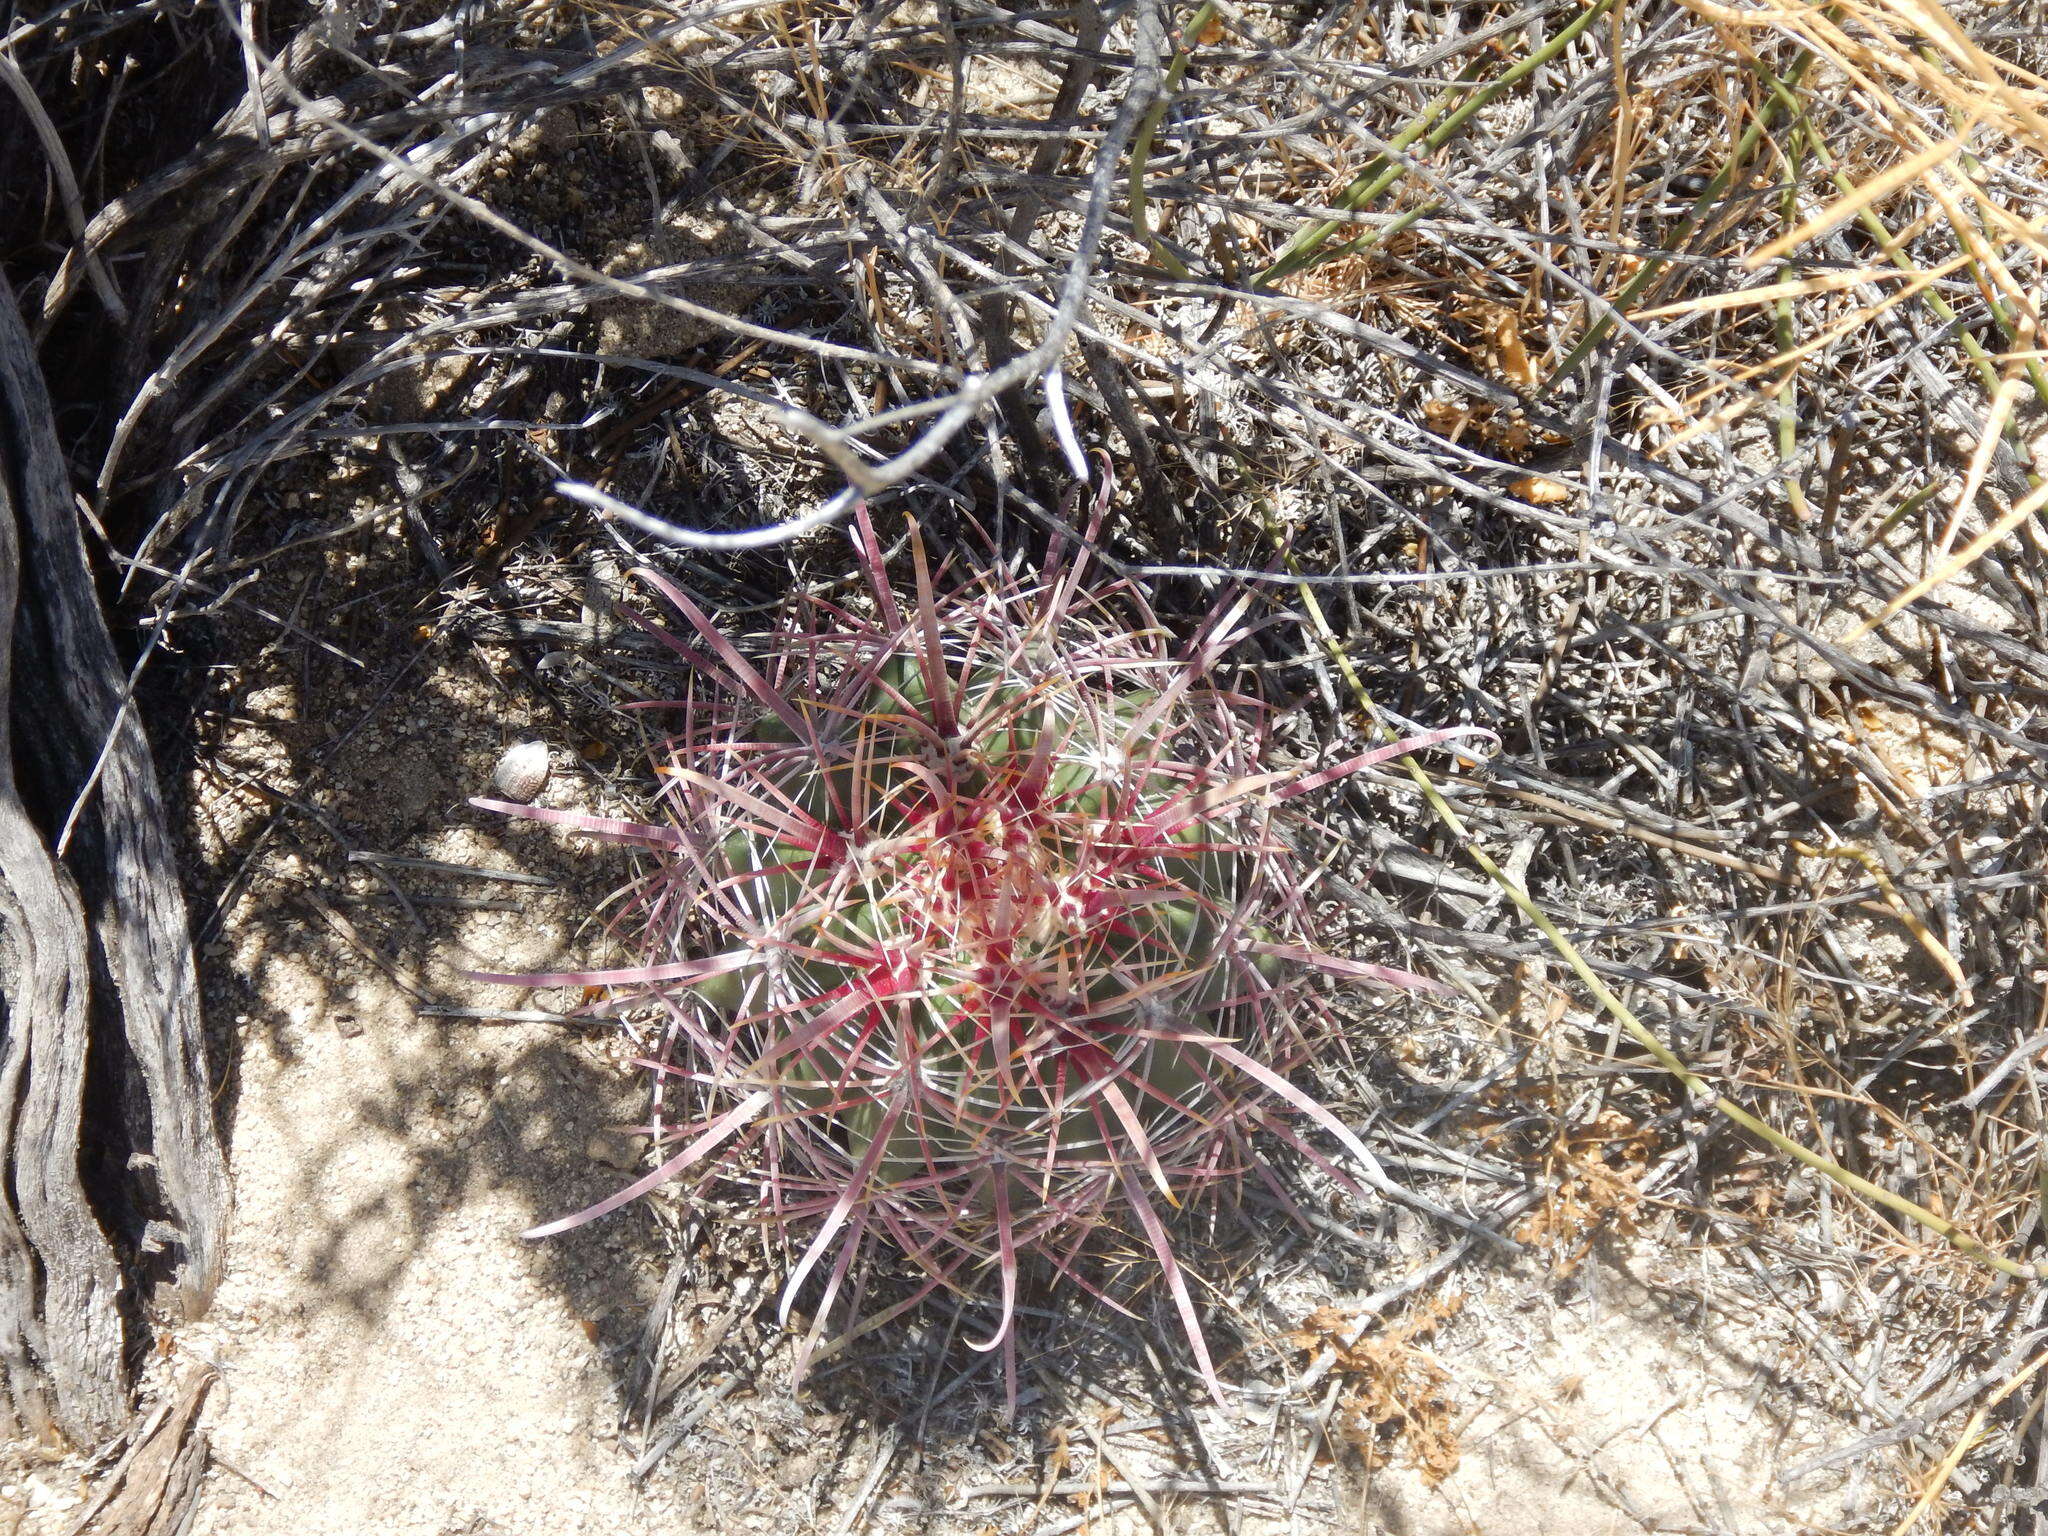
[0,522,1869,1536]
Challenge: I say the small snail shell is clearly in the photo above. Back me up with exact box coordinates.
[491,740,551,803]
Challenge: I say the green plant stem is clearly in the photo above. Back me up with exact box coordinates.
[1756,67,2048,516]
[1734,52,2048,433]
[1871,478,1949,543]
[1128,0,1215,279]
[1270,538,2034,1281]
[1774,135,1808,520]
[1547,48,1817,383]
[1910,43,2048,411]
[1784,112,2048,419]
[1253,0,1620,289]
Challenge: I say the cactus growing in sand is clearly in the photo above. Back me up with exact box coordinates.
[475,506,1481,1401]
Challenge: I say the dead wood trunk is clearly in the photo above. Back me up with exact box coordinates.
[0,271,228,1446]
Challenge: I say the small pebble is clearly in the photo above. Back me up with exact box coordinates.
[492,740,551,802]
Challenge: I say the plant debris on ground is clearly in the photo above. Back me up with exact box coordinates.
[6,0,2048,1529]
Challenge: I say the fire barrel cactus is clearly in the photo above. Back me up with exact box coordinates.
[475,509,1480,1401]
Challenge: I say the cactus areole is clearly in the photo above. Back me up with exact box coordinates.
[473,504,1485,1405]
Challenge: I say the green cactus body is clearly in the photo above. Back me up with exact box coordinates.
[485,525,1462,1404]
[719,656,1252,1210]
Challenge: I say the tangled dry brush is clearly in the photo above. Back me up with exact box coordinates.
[12,0,2048,1521]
